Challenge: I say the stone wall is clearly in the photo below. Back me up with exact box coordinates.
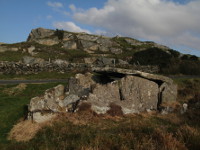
[0,61,159,75]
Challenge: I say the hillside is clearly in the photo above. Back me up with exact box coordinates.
[0,28,200,150]
[0,27,200,75]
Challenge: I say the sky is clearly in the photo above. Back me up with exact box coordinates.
[0,0,200,56]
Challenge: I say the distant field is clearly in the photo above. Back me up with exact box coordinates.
[0,72,75,80]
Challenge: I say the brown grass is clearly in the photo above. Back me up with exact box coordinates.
[107,103,124,116]
[8,120,43,142]
[153,129,187,150]
[3,83,27,96]
[77,102,92,112]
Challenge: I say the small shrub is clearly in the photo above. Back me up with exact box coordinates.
[54,29,64,41]
[107,103,123,116]
[78,102,92,112]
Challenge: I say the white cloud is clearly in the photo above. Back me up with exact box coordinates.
[53,21,91,33]
[47,1,63,8]
[69,4,76,12]
[71,0,200,53]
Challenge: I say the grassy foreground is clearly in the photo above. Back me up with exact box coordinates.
[0,78,199,150]
[0,83,66,145]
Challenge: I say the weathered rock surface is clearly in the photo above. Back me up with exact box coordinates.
[28,69,177,122]
[27,28,55,41]
[19,28,170,55]
[29,84,65,122]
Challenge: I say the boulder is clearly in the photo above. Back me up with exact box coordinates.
[118,59,129,65]
[35,38,59,46]
[110,47,123,54]
[76,34,99,41]
[22,56,46,66]
[84,57,97,64]
[27,28,55,41]
[53,59,69,66]
[28,68,177,122]
[63,33,74,41]
[27,46,36,55]
[96,37,113,47]
[117,76,158,114]
[29,84,65,112]
[63,41,77,49]
[124,38,142,46]
[95,58,116,66]
[80,40,99,51]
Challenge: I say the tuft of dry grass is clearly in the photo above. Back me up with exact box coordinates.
[177,125,200,150]
[3,83,27,96]
[153,129,187,150]
[107,103,124,117]
[8,120,43,142]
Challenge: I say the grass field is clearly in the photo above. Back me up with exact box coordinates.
[0,78,199,150]
[0,72,75,80]
[0,83,66,143]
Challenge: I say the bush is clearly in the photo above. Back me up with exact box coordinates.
[107,103,123,116]
[54,29,64,41]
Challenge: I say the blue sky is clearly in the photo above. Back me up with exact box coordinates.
[0,0,200,56]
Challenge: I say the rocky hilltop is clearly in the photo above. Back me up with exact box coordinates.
[0,27,200,75]
[27,28,168,53]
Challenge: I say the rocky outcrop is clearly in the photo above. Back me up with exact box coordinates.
[92,67,177,104]
[28,84,65,123]
[26,28,123,54]
[0,46,19,52]
[27,28,55,41]
[28,69,177,122]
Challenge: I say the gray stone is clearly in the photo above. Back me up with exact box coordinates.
[118,76,158,114]
[77,34,99,41]
[27,28,55,41]
[84,57,97,64]
[68,73,95,97]
[27,68,177,122]
[22,56,46,66]
[95,58,115,66]
[29,84,65,113]
[63,33,74,41]
[27,46,36,55]
[124,38,143,46]
[35,38,59,46]
[53,59,69,66]
[80,40,99,51]
[87,82,120,114]
[98,46,109,52]
[31,112,56,123]
[63,41,77,49]
[96,37,113,47]
[118,59,129,65]
[110,47,123,54]
[63,94,80,107]
[159,82,177,103]
[92,67,177,104]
